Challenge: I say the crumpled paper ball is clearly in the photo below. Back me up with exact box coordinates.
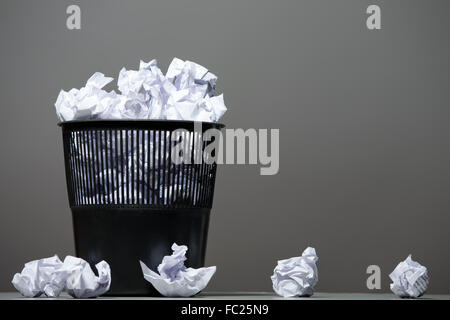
[63,256,111,299]
[55,58,227,123]
[389,255,429,298]
[11,255,111,298]
[11,255,68,298]
[271,247,319,297]
[55,72,118,121]
[140,243,216,297]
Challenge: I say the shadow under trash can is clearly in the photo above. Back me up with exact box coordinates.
[59,120,224,296]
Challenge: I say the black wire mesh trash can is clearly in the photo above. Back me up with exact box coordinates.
[59,120,224,296]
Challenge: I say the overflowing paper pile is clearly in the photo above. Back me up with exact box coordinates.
[55,58,225,205]
[55,58,227,123]
[12,255,111,298]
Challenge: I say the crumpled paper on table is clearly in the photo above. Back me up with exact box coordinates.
[271,247,319,297]
[389,255,429,298]
[55,58,227,123]
[11,255,68,298]
[140,243,216,297]
[12,255,111,298]
[63,256,111,298]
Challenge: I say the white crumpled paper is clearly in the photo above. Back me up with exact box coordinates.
[140,243,216,297]
[389,255,429,298]
[12,255,111,298]
[55,72,118,122]
[12,255,68,298]
[63,256,111,299]
[271,247,319,297]
[55,58,227,123]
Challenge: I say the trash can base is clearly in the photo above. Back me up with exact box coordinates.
[71,206,211,296]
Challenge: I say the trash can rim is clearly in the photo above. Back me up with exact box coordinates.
[58,119,225,130]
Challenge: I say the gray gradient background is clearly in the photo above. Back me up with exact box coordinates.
[1,0,449,293]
